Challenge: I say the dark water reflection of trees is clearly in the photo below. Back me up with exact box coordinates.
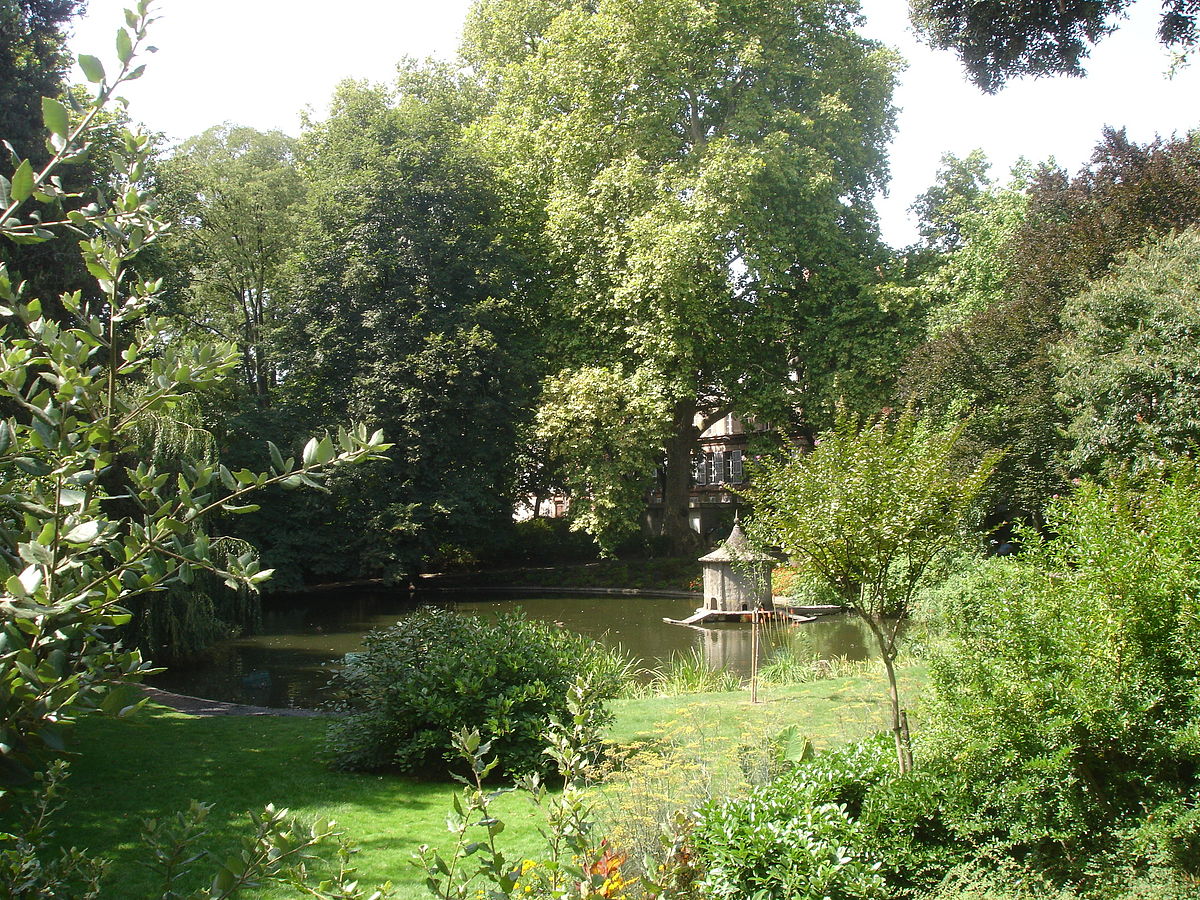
[147,590,875,709]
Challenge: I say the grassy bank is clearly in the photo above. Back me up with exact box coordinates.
[53,666,923,899]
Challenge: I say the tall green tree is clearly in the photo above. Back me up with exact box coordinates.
[0,0,84,160]
[156,126,306,406]
[263,65,540,580]
[1057,226,1200,474]
[466,0,899,552]
[0,1,128,315]
[909,151,1030,335]
[911,0,1199,92]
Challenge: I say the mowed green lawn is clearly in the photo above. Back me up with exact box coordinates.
[53,667,924,899]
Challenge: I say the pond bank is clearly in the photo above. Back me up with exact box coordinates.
[138,685,329,717]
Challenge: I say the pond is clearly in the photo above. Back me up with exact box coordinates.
[146,589,875,709]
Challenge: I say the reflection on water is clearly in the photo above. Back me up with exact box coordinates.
[147,589,873,709]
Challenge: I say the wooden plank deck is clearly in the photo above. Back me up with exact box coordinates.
[663,608,725,625]
[664,605,847,626]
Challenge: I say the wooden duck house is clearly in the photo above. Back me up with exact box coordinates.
[698,521,775,612]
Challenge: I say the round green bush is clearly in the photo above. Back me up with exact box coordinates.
[324,607,624,776]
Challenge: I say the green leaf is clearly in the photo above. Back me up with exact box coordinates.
[63,521,101,544]
[302,437,319,466]
[9,160,34,205]
[19,541,53,567]
[267,440,286,472]
[116,28,134,64]
[78,54,106,84]
[41,97,70,139]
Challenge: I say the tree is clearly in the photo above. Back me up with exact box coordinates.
[0,2,388,780]
[911,0,1200,93]
[0,0,85,161]
[909,151,1030,335]
[466,0,899,552]
[156,126,306,405]
[898,155,1056,522]
[534,366,670,551]
[1057,227,1200,474]
[1007,128,1200,313]
[743,409,998,773]
[264,66,540,580]
[0,1,131,316]
[903,129,1200,521]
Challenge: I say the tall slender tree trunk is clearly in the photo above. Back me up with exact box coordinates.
[864,612,912,774]
[661,398,700,555]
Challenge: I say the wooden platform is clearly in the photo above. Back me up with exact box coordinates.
[664,604,846,626]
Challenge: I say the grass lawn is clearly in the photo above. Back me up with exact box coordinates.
[51,666,925,899]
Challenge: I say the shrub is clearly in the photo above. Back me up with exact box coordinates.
[690,737,895,900]
[502,516,600,565]
[324,607,625,776]
[923,468,1200,881]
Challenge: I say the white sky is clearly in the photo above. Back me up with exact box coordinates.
[70,0,1200,248]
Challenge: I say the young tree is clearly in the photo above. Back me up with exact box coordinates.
[743,409,998,772]
[466,0,899,553]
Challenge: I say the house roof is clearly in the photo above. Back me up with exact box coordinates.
[699,522,775,563]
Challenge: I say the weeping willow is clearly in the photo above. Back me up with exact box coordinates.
[119,393,263,661]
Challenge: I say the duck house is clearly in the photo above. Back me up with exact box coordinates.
[699,521,775,612]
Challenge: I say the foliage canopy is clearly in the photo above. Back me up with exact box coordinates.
[912,0,1199,92]
[467,0,900,550]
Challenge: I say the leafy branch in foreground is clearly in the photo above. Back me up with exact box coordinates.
[0,0,389,783]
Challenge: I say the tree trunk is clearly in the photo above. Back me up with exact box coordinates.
[661,398,700,555]
[864,613,912,774]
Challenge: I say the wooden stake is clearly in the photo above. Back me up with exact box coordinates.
[750,607,760,704]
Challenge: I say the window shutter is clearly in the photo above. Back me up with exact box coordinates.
[712,450,725,484]
[731,449,744,482]
[694,452,707,485]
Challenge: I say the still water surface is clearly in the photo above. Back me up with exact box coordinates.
[147,589,872,709]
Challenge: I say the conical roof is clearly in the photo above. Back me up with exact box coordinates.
[699,522,775,563]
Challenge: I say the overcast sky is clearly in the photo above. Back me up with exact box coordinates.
[70,0,1200,247]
